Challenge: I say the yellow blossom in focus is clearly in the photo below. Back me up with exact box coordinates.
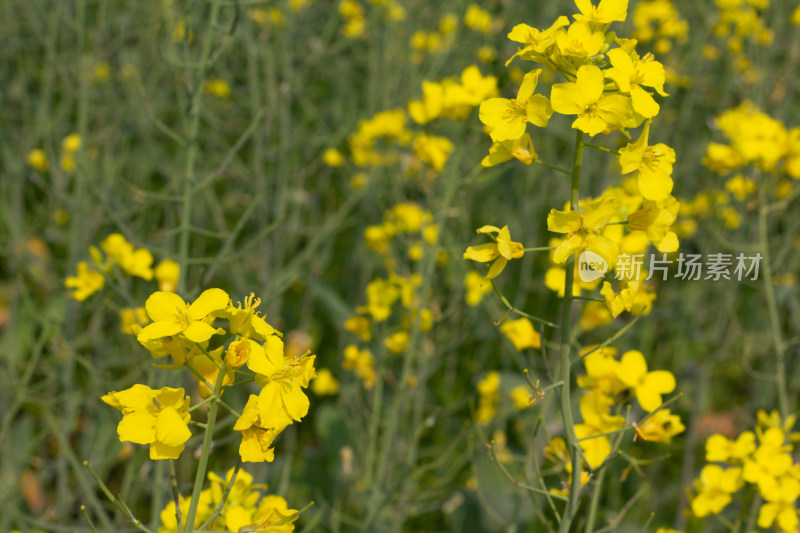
[137,289,229,344]
[547,195,620,266]
[233,395,284,462]
[102,385,191,460]
[574,0,629,25]
[551,64,631,136]
[463,225,525,280]
[619,120,675,201]
[479,69,552,142]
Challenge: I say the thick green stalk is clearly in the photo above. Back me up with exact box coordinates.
[558,130,585,533]
[182,364,227,533]
[178,2,222,294]
[758,176,789,417]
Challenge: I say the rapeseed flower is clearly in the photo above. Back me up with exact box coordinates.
[102,385,191,460]
[547,195,620,266]
[615,349,675,411]
[479,69,552,142]
[551,64,631,136]
[137,289,229,344]
[463,225,525,280]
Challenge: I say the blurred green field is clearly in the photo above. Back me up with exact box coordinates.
[1,0,800,532]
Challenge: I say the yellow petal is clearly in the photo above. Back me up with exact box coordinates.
[485,256,509,280]
[616,349,647,386]
[517,69,541,102]
[281,382,310,421]
[188,288,229,320]
[259,382,291,429]
[265,335,286,370]
[137,321,183,342]
[156,407,192,447]
[551,82,589,116]
[583,197,619,229]
[118,411,156,444]
[234,395,260,431]
[225,505,253,531]
[145,291,186,322]
[645,370,676,394]
[576,64,604,104]
[552,234,584,264]
[630,86,659,118]
[149,440,184,460]
[526,94,553,128]
[547,209,582,233]
[182,321,222,343]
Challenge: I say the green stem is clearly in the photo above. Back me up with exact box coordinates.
[558,130,585,533]
[758,173,789,417]
[583,466,606,533]
[182,363,227,533]
[178,1,223,294]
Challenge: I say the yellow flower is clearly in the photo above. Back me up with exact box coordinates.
[479,69,552,142]
[635,409,685,443]
[690,465,743,517]
[252,494,299,532]
[26,149,48,171]
[343,344,376,389]
[615,350,675,411]
[154,259,180,292]
[219,293,279,341]
[551,64,631,136]
[606,49,667,118]
[510,385,534,409]
[705,432,756,464]
[506,16,569,66]
[65,261,105,301]
[476,372,500,424]
[463,225,525,280]
[191,346,235,398]
[464,271,492,306]
[600,280,639,317]
[619,120,675,201]
[574,391,625,468]
[62,133,82,153]
[574,0,629,25]
[248,336,316,429]
[137,289,229,344]
[724,174,757,200]
[499,317,541,350]
[757,475,800,532]
[102,385,191,460]
[627,196,680,252]
[555,21,605,58]
[547,195,620,266]
[344,315,372,341]
[384,330,409,354]
[203,78,231,98]
[233,395,284,462]
[742,427,793,493]
[577,346,624,398]
[481,133,538,167]
[323,148,345,167]
[311,368,340,396]
[464,4,492,34]
[120,307,150,335]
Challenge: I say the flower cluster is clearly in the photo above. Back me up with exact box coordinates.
[632,0,689,54]
[708,0,774,79]
[104,290,317,463]
[573,346,681,468]
[690,411,800,532]
[64,233,179,301]
[703,101,800,179]
[326,65,497,184]
[337,0,405,40]
[158,468,298,532]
